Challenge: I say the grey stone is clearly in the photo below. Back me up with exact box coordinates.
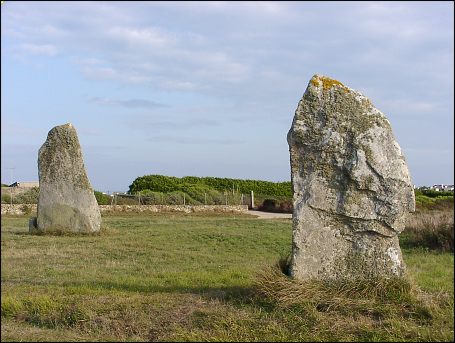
[29,217,37,233]
[287,75,415,280]
[36,123,101,233]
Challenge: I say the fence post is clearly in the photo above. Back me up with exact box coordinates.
[250,190,254,209]
[183,193,186,205]
[204,192,207,205]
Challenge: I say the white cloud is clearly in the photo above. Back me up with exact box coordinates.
[403,147,453,155]
[147,136,244,145]
[108,26,176,48]
[127,116,219,131]
[151,1,291,16]
[381,99,442,115]
[185,51,251,83]
[161,79,202,91]
[16,43,58,56]
[41,24,67,38]
[81,66,117,80]
[89,97,167,109]
[72,57,103,66]
[77,127,101,136]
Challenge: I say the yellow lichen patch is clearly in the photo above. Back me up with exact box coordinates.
[310,77,321,87]
[311,75,350,93]
[320,76,344,90]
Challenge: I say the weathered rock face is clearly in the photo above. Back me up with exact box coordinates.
[287,75,415,280]
[32,123,101,233]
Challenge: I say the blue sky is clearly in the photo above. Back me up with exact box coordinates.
[1,1,453,192]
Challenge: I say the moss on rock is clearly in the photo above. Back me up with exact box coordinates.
[288,75,414,281]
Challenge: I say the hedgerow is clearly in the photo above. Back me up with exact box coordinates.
[128,175,292,197]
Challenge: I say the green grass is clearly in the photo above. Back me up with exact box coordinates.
[1,213,454,342]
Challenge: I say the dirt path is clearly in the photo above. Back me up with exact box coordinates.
[248,210,292,219]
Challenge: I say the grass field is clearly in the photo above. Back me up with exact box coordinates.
[1,212,454,342]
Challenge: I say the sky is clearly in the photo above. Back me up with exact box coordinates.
[1,1,454,192]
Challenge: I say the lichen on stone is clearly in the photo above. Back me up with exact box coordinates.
[310,74,350,93]
[35,123,101,234]
[288,75,414,281]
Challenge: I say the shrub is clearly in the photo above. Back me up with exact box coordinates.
[259,199,278,212]
[128,175,181,194]
[178,184,211,204]
[258,198,293,213]
[164,191,186,205]
[139,190,164,205]
[94,191,112,205]
[129,174,292,197]
[20,204,32,215]
[420,189,454,198]
[402,210,454,252]
[416,196,454,211]
[279,199,293,213]
[207,189,224,205]
[1,192,11,204]
[115,195,139,205]
[12,187,40,204]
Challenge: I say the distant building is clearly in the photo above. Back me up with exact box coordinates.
[9,181,39,188]
[430,184,454,192]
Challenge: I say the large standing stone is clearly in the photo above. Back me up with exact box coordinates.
[31,123,101,233]
[287,75,415,280]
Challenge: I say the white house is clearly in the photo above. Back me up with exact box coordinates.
[9,181,39,188]
[431,184,454,192]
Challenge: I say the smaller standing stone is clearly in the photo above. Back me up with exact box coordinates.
[31,123,101,233]
[29,217,38,233]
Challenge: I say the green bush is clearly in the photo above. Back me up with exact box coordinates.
[164,191,186,205]
[1,192,11,204]
[259,199,278,212]
[129,175,181,194]
[20,204,33,215]
[115,195,139,205]
[279,199,293,213]
[129,175,292,197]
[179,184,211,204]
[94,191,112,205]
[420,189,454,198]
[11,187,40,204]
[207,189,224,205]
[139,190,164,205]
[258,198,293,213]
[402,210,454,252]
[1,187,39,204]
[416,195,454,211]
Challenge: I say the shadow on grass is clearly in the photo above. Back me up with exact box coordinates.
[58,279,257,306]
[9,226,115,237]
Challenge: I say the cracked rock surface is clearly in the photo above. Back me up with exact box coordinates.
[288,75,415,280]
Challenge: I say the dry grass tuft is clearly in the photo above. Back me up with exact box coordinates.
[253,257,432,322]
[403,210,454,252]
